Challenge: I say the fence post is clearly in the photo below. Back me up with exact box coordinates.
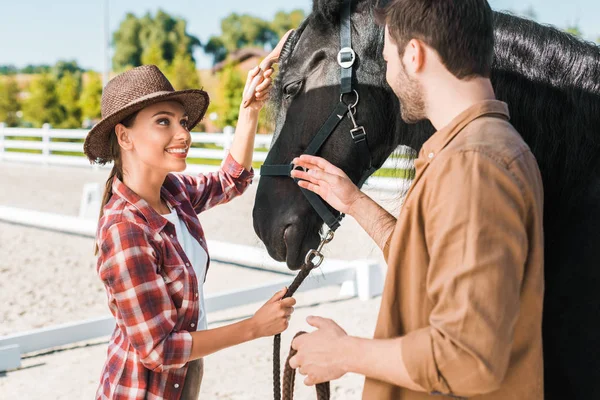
[223,125,234,158]
[354,261,384,301]
[0,344,20,372]
[0,122,5,161]
[42,123,51,163]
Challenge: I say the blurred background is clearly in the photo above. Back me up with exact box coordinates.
[0,0,597,135]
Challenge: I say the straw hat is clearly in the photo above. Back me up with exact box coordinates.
[84,65,209,164]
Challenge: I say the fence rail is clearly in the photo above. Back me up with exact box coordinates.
[0,205,384,372]
[0,124,415,191]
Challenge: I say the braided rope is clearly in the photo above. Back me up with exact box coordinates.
[283,332,330,400]
[273,261,330,400]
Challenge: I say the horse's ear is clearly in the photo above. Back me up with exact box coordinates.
[312,0,345,23]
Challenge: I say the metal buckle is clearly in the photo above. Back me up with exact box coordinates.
[337,47,356,69]
[350,126,366,143]
[304,230,335,267]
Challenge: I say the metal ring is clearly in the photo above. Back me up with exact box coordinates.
[340,90,359,109]
[305,249,325,268]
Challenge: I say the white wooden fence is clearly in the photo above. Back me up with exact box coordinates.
[0,205,384,372]
[0,123,414,191]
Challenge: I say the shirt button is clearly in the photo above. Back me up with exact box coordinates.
[186,263,190,267]
[169,234,174,238]
[195,292,199,298]
[428,152,435,159]
[174,383,180,389]
[190,323,195,327]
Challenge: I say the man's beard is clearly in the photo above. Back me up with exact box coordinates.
[392,63,426,124]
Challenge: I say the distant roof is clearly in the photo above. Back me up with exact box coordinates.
[211,47,269,73]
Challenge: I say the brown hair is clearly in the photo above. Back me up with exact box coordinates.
[375,0,495,79]
[94,112,138,255]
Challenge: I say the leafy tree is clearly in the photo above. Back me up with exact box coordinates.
[141,41,169,71]
[203,9,305,65]
[79,72,103,122]
[271,10,306,37]
[0,77,20,126]
[53,60,84,80]
[204,37,228,64]
[22,74,63,128]
[113,10,201,72]
[217,63,245,128]
[204,13,277,64]
[0,65,18,76]
[112,13,143,70]
[167,51,200,90]
[56,72,82,128]
[21,64,51,74]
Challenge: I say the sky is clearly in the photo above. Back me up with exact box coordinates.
[0,0,598,71]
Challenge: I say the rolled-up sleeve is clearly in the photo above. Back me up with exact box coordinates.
[402,150,529,397]
[98,222,193,372]
[177,152,254,214]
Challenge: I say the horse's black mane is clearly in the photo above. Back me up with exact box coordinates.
[304,0,600,213]
[491,13,600,217]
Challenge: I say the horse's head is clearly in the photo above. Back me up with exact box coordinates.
[253,0,405,269]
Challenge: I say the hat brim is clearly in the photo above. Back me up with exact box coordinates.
[84,89,210,164]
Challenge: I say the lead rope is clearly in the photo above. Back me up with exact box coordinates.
[273,231,334,400]
[282,332,331,400]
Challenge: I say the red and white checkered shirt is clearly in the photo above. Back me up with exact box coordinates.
[95,154,253,400]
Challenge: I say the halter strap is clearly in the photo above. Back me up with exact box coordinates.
[260,0,376,233]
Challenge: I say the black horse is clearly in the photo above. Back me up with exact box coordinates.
[252,0,600,398]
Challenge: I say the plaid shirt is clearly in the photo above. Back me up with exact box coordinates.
[96,154,253,400]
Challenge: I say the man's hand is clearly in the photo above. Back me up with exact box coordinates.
[291,155,364,216]
[288,316,349,386]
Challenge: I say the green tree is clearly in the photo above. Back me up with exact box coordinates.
[21,64,51,74]
[167,51,201,90]
[22,74,63,128]
[112,13,143,70]
[79,72,103,122]
[205,13,277,64]
[204,37,228,64]
[217,63,245,128]
[113,10,201,72]
[0,65,18,76]
[141,41,169,71]
[271,10,306,37]
[53,60,84,80]
[0,77,20,126]
[56,72,82,128]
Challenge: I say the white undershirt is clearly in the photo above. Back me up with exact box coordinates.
[161,206,208,331]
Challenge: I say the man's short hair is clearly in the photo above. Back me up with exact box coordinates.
[375,0,495,79]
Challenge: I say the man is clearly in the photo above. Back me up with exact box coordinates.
[288,0,545,398]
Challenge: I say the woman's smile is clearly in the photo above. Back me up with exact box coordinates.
[165,146,189,159]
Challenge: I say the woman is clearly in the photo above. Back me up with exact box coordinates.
[85,64,295,400]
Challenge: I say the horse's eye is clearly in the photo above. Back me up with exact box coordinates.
[283,80,303,99]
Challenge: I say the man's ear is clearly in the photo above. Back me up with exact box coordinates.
[115,123,133,151]
[404,39,426,74]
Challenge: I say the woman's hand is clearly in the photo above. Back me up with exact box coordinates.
[249,287,296,338]
[290,155,365,216]
[242,66,274,111]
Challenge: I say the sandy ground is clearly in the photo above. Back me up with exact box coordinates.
[0,161,402,399]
